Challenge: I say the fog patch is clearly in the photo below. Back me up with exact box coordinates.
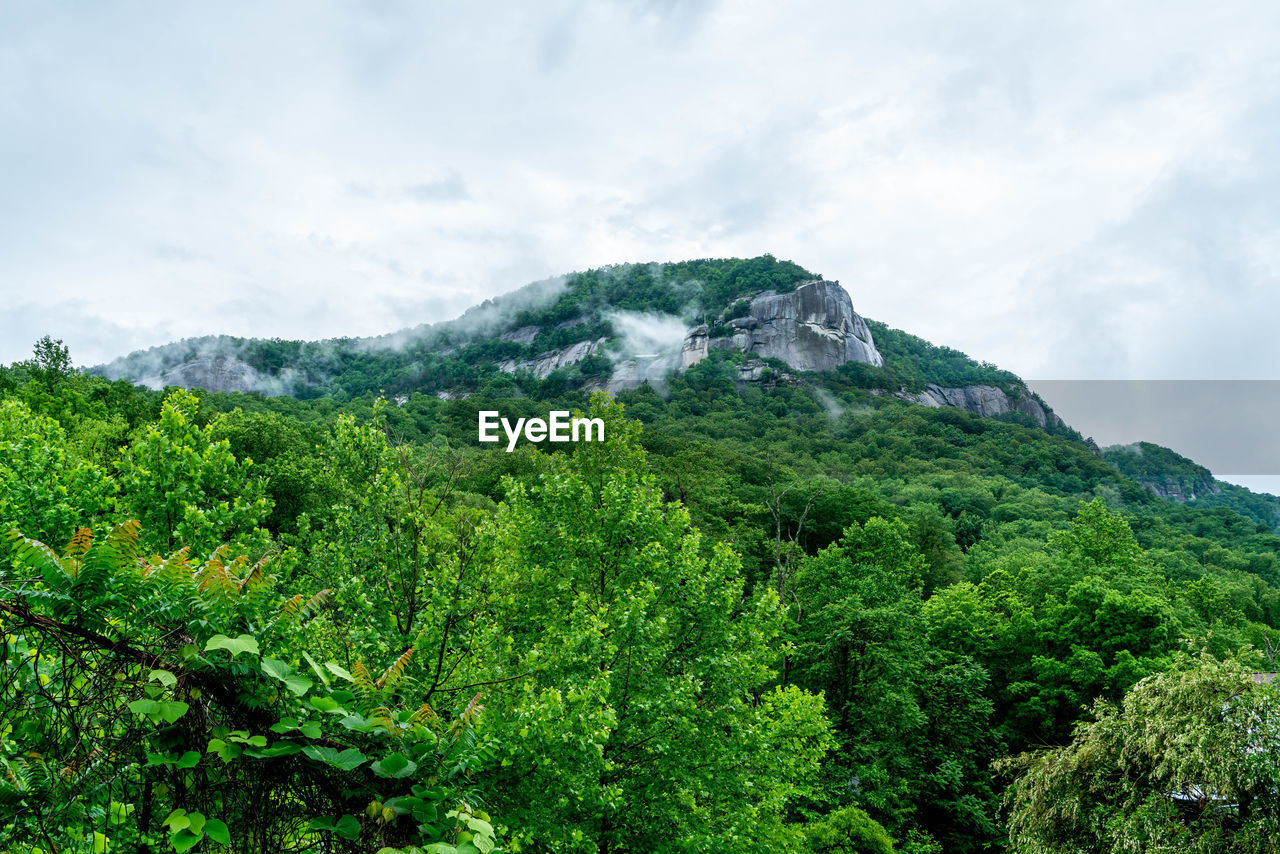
[811,387,846,419]
[355,275,570,354]
[606,310,688,360]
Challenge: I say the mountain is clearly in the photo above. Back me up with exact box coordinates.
[1104,440,1280,529]
[1103,441,1220,502]
[94,255,1064,430]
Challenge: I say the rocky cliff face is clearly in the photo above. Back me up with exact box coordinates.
[137,356,268,394]
[678,280,883,373]
[739,280,883,370]
[896,383,1064,429]
[497,338,607,380]
[596,354,681,394]
[585,280,884,393]
[1138,476,1222,502]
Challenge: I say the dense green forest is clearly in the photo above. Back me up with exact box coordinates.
[6,260,1280,852]
[1105,440,1280,531]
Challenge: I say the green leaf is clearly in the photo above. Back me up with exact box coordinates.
[325,662,355,682]
[384,795,423,815]
[302,651,330,686]
[372,752,417,779]
[333,747,367,771]
[206,739,242,763]
[334,814,361,840]
[262,658,313,697]
[302,745,367,771]
[204,633,259,658]
[205,819,230,846]
[163,809,189,831]
[158,701,189,723]
[175,750,201,769]
[309,695,344,714]
[411,801,438,824]
[149,668,177,688]
[170,828,203,853]
[127,698,162,717]
[260,657,292,680]
[284,673,313,696]
[254,742,302,758]
[339,713,379,733]
[108,801,134,826]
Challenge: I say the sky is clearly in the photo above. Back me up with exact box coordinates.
[3,3,1279,435]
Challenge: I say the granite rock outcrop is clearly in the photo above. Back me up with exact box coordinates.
[895,383,1064,428]
[497,338,608,380]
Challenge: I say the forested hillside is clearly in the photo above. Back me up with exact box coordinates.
[94,256,1022,402]
[6,260,1280,852]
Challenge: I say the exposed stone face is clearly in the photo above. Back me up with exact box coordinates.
[603,280,882,392]
[499,325,541,345]
[138,356,265,394]
[589,353,681,395]
[896,383,1064,428]
[1139,476,1222,502]
[740,280,883,371]
[675,280,883,374]
[681,326,710,369]
[736,359,799,385]
[498,338,607,379]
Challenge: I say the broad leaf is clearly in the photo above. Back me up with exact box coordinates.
[372,752,418,779]
[262,657,313,696]
[204,633,260,658]
[205,819,231,846]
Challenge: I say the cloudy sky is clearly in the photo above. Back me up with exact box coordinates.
[3,1,1278,387]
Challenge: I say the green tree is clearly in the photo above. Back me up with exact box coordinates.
[805,806,896,854]
[793,519,1000,851]
[0,398,113,547]
[1004,654,1280,853]
[480,397,832,853]
[300,404,489,677]
[116,389,271,557]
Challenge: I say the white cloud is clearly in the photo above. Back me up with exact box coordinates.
[1,0,1277,390]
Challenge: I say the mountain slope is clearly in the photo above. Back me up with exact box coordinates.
[1105,440,1280,529]
[95,256,1060,430]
